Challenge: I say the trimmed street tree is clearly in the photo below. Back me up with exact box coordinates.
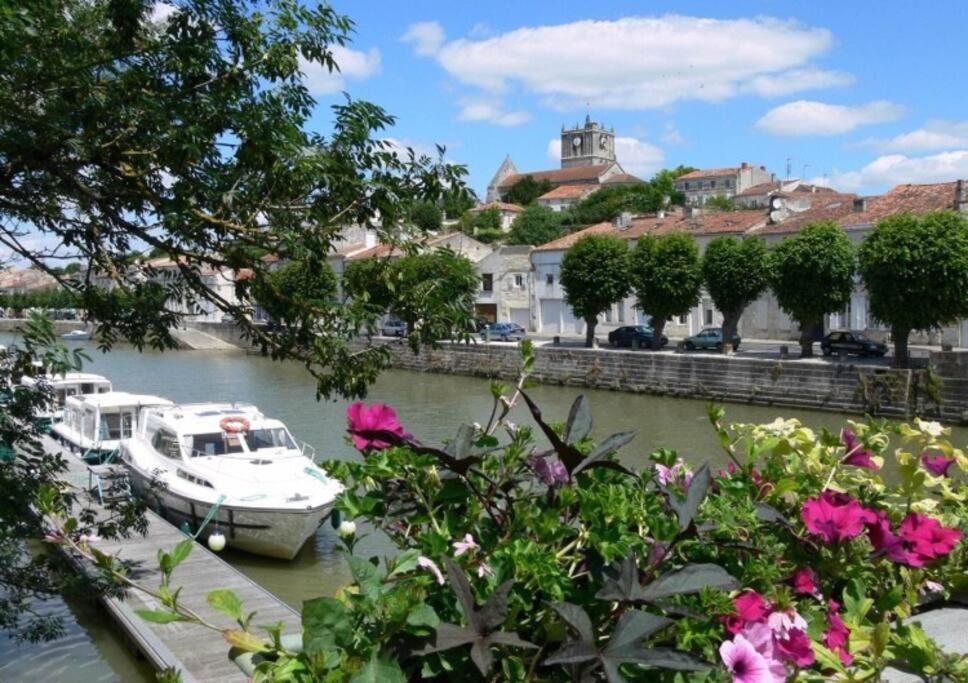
[702,236,770,353]
[859,211,968,367]
[560,235,630,347]
[630,233,703,349]
[252,260,338,326]
[508,204,567,246]
[769,221,855,357]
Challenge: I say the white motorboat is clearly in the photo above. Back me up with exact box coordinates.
[52,391,173,463]
[20,371,113,426]
[61,329,93,341]
[120,402,342,560]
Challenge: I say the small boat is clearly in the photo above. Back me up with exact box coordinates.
[52,391,173,463]
[61,329,93,341]
[120,402,342,559]
[20,371,113,426]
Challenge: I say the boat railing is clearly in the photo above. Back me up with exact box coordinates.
[299,441,317,461]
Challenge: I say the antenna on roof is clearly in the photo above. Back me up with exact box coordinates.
[786,158,792,180]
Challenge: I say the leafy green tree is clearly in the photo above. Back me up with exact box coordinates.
[504,176,553,206]
[442,187,478,219]
[410,202,443,233]
[650,165,696,206]
[859,211,968,367]
[701,236,769,353]
[704,195,738,212]
[560,235,630,347]
[769,221,855,357]
[458,207,503,242]
[391,250,480,340]
[252,260,338,324]
[507,205,567,246]
[630,233,703,349]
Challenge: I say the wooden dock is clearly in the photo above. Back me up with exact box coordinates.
[48,436,301,683]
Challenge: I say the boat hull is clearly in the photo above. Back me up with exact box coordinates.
[126,467,330,560]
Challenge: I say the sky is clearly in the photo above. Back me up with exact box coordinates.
[306,0,968,198]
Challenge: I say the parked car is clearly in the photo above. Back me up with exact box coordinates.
[821,331,887,358]
[381,319,408,337]
[481,322,527,342]
[683,327,742,351]
[607,325,668,349]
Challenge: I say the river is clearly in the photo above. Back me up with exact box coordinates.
[2,335,964,680]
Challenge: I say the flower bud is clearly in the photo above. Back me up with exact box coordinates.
[338,520,357,538]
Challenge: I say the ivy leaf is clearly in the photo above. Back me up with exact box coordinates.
[519,390,586,473]
[420,558,536,676]
[348,429,483,475]
[665,463,711,530]
[573,430,637,476]
[445,424,475,459]
[565,395,593,443]
[596,552,647,602]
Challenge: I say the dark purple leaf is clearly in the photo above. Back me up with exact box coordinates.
[565,395,593,443]
[605,611,673,652]
[639,563,739,601]
[666,463,711,530]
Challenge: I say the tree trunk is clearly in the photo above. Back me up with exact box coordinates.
[584,316,596,348]
[798,319,817,358]
[892,324,910,368]
[651,317,667,350]
[721,313,738,355]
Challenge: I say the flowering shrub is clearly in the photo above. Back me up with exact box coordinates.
[89,344,965,681]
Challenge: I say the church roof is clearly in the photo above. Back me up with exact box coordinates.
[498,163,620,188]
[471,201,525,213]
[602,173,645,185]
[538,184,595,200]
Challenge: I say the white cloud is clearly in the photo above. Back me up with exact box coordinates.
[862,120,968,153]
[401,21,446,57]
[545,136,664,177]
[419,16,845,110]
[741,68,854,97]
[300,46,381,95]
[457,99,530,127]
[149,2,178,25]
[817,151,968,193]
[756,100,904,136]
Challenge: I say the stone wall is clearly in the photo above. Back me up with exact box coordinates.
[0,319,85,335]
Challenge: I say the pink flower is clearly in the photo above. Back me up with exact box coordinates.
[79,532,102,544]
[790,567,820,596]
[453,534,478,557]
[824,602,852,666]
[346,402,410,451]
[724,591,771,634]
[720,634,778,683]
[802,491,876,543]
[43,530,64,543]
[775,628,816,667]
[477,562,494,578]
[655,460,693,487]
[841,429,880,470]
[531,454,569,487]
[417,556,445,585]
[899,513,962,562]
[921,452,956,477]
[767,609,807,638]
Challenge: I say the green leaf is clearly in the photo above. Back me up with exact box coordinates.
[207,589,244,623]
[406,603,440,629]
[388,549,421,578]
[135,608,189,624]
[345,555,383,600]
[169,538,194,570]
[350,655,406,683]
[302,597,352,656]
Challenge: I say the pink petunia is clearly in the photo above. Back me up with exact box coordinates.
[346,402,410,451]
[767,609,807,639]
[724,591,771,634]
[477,561,494,578]
[720,634,779,683]
[921,452,956,477]
[417,556,445,585]
[775,628,816,667]
[790,567,820,596]
[824,601,853,666]
[802,491,877,543]
[841,429,880,470]
[899,513,962,561]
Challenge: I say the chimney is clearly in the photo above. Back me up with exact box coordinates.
[741,162,750,170]
[853,198,867,213]
[687,206,702,219]
[956,179,968,213]
[657,209,666,219]
[613,211,633,229]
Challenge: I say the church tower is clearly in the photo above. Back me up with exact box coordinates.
[559,115,615,169]
[485,154,518,203]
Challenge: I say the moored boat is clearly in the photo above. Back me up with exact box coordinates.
[20,371,113,426]
[61,329,93,341]
[120,402,342,559]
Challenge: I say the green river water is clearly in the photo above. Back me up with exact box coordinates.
[1,336,964,681]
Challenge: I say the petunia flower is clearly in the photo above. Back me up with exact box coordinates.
[921,452,956,477]
[767,609,807,639]
[723,591,771,634]
[775,628,816,667]
[801,491,876,543]
[655,460,694,488]
[790,567,820,596]
[531,454,569,487]
[824,601,853,666]
[346,402,411,451]
[720,634,777,683]
[898,513,962,562]
[841,429,881,470]
[453,534,478,557]
[417,556,445,585]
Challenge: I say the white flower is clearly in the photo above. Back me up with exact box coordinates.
[477,562,494,578]
[417,556,445,585]
[338,520,357,538]
[915,419,946,438]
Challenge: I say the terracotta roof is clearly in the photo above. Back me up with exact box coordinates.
[841,182,961,227]
[601,173,645,185]
[538,184,595,201]
[346,243,403,261]
[498,163,618,188]
[532,223,617,251]
[677,167,739,180]
[751,194,858,236]
[0,268,58,291]
[735,181,781,198]
[471,201,524,213]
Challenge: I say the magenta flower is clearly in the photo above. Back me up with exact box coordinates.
[899,513,962,561]
[655,460,693,487]
[346,402,410,451]
[720,634,777,683]
[531,454,569,487]
[841,429,880,470]
[417,556,445,585]
[824,601,852,666]
[453,534,478,557]
[775,628,816,667]
[767,609,807,638]
[724,591,771,634]
[802,491,876,543]
[921,452,956,477]
[790,567,820,596]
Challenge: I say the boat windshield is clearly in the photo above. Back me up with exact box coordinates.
[190,432,246,456]
[246,427,297,451]
[187,427,296,456]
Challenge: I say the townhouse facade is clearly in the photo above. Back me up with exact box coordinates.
[473,246,532,328]
[675,163,775,206]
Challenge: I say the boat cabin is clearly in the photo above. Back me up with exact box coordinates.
[21,371,113,409]
[58,392,173,454]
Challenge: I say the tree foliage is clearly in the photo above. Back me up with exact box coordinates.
[769,221,855,357]
[507,205,567,246]
[703,196,738,212]
[630,233,703,348]
[458,207,503,243]
[702,237,769,353]
[560,235,630,347]
[0,0,467,398]
[504,176,553,206]
[410,202,443,233]
[858,211,968,366]
[442,187,478,220]
[252,260,338,324]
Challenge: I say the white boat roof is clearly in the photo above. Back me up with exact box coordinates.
[147,402,282,432]
[65,391,173,409]
[23,371,111,384]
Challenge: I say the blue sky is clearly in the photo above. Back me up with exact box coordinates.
[306,0,968,198]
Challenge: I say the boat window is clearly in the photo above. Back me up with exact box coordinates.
[246,427,297,451]
[152,429,182,459]
[81,411,97,440]
[98,386,110,394]
[190,432,245,456]
[81,383,94,394]
[99,412,134,440]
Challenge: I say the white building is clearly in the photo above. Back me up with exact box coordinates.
[474,246,532,328]
[467,201,525,232]
[675,163,774,206]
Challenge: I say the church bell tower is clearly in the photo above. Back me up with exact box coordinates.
[560,114,616,169]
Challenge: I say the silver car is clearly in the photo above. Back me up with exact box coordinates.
[482,322,527,342]
[381,319,408,337]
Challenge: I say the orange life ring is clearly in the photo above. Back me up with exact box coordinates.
[219,415,250,433]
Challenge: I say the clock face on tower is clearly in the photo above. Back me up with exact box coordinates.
[572,136,582,150]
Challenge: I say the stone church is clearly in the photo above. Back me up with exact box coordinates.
[485,116,641,204]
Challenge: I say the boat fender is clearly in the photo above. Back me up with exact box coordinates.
[219,416,250,433]
[207,530,226,552]
[330,508,341,529]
